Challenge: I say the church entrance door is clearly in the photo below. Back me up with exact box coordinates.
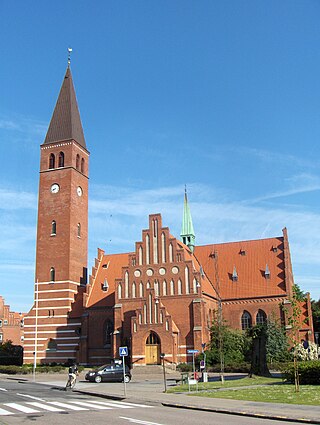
[145,332,160,365]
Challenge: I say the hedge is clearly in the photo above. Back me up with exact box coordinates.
[283,361,320,385]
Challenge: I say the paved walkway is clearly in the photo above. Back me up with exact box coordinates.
[2,370,320,424]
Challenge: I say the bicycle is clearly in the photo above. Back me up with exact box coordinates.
[65,373,77,391]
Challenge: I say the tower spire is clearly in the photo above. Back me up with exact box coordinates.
[180,186,195,252]
[43,63,86,149]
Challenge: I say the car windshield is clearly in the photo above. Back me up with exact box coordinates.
[97,364,110,371]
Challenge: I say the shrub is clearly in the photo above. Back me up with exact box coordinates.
[284,361,320,385]
[176,362,193,372]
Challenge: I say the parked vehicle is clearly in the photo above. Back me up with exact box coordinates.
[85,362,131,383]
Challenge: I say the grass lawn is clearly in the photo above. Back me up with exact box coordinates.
[191,384,320,405]
[167,376,283,393]
[168,376,320,405]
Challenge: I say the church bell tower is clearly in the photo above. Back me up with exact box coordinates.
[23,63,89,364]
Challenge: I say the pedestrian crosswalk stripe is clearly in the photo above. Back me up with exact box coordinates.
[0,407,13,415]
[4,403,40,414]
[48,401,89,411]
[26,402,63,412]
[87,400,134,409]
[69,401,112,410]
[108,400,153,408]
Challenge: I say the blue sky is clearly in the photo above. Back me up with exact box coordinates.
[1,1,320,312]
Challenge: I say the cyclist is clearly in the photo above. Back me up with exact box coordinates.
[65,363,79,390]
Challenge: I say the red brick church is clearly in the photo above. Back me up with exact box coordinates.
[23,65,313,366]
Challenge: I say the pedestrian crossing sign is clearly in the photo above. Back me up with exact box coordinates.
[119,346,128,357]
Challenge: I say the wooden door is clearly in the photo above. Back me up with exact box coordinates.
[145,344,160,364]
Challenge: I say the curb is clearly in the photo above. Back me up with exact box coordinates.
[161,402,320,424]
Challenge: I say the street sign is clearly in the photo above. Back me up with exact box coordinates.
[187,349,199,354]
[119,346,128,357]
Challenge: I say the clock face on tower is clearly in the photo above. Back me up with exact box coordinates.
[50,183,60,194]
[77,186,83,197]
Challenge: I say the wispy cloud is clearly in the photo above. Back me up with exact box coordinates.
[0,188,37,210]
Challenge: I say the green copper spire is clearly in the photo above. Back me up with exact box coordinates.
[180,186,195,252]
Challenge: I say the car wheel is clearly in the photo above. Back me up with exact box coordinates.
[124,374,131,383]
[94,375,102,383]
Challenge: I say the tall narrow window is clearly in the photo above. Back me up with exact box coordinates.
[256,309,267,325]
[162,280,167,296]
[51,220,56,236]
[241,311,252,330]
[146,234,150,264]
[161,232,166,263]
[118,283,122,299]
[103,320,113,346]
[50,267,55,282]
[154,280,159,297]
[170,279,175,295]
[169,243,173,263]
[177,279,182,295]
[76,154,80,170]
[58,152,64,167]
[81,158,85,173]
[185,266,190,294]
[139,246,143,265]
[139,282,144,298]
[132,283,136,298]
[77,223,81,238]
[125,271,129,298]
[49,153,55,169]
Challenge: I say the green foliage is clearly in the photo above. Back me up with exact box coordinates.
[0,341,23,366]
[176,362,193,372]
[284,361,320,385]
[292,283,307,302]
[207,320,250,366]
[311,299,320,334]
[265,320,291,363]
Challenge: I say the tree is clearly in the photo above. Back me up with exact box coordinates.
[311,299,320,334]
[265,319,291,364]
[206,319,249,366]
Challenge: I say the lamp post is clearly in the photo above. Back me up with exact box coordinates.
[160,353,167,392]
[33,280,39,381]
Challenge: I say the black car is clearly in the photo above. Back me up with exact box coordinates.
[85,363,131,383]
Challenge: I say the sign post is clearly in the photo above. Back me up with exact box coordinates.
[119,346,128,397]
[187,349,199,379]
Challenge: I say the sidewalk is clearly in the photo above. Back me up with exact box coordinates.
[2,371,320,424]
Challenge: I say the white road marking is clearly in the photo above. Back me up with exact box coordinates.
[49,401,89,411]
[88,400,134,409]
[0,407,13,415]
[16,393,45,401]
[0,388,7,392]
[4,403,40,414]
[119,417,164,425]
[108,400,153,408]
[69,401,112,409]
[26,402,63,412]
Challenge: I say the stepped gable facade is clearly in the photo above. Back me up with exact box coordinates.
[23,65,313,366]
[0,297,24,346]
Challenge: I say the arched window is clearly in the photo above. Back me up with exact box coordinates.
[81,158,85,173]
[146,331,160,345]
[162,280,167,296]
[139,282,144,298]
[77,223,81,238]
[51,220,56,235]
[177,279,182,295]
[58,151,64,167]
[47,338,57,351]
[256,309,267,325]
[241,311,252,330]
[170,279,175,295]
[50,267,55,282]
[118,284,122,299]
[132,283,136,298]
[103,320,113,346]
[49,153,55,169]
[76,154,80,170]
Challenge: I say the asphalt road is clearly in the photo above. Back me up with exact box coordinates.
[0,380,305,425]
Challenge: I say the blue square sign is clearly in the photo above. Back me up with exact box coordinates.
[119,346,128,357]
